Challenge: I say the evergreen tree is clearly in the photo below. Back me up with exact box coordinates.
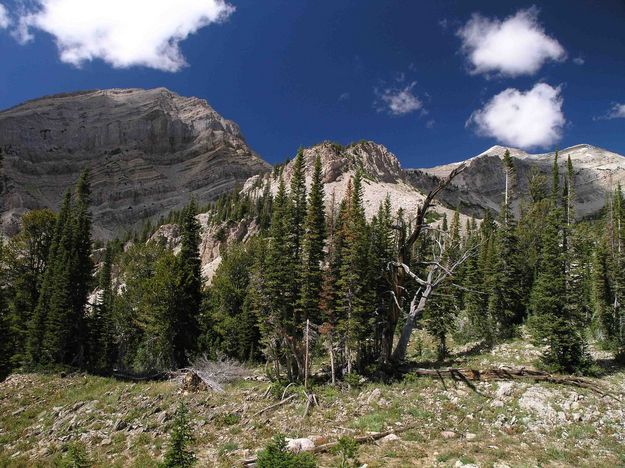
[261,176,298,379]
[5,209,56,366]
[90,245,116,373]
[299,155,326,325]
[30,169,95,367]
[487,156,525,339]
[0,236,12,380]
[529,152,588,372]
[205,241,261,361]
[464,210,496,342]
[173,201,203,367]
[161,403,196,468]
[335,173,371,372]
[368,196,396,361]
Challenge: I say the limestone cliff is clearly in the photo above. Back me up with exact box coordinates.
[410,144,625,219]
[0,88,270,239]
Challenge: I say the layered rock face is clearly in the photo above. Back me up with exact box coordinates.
[244,140,435,219]
[409,144,625,219]
[0,88,270,239]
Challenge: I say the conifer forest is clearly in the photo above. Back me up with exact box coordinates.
[2,150,624,385]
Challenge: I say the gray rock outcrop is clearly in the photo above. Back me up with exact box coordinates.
[0,87,270,239]
[409,144,625,219]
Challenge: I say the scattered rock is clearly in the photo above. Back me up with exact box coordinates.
[155,411,169,425]
[381,433,400,443]
[286,438,315,453]
[495,382,515,399]
[465,432,477,440]
[114,419,127,431]
[441,431,456,439]
[454,461,478,468]
[366,388,382,405]
[308,435,326,446]
[101,438,112,446]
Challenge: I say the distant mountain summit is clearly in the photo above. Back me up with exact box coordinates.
[0,88,270,238]
[409,144,625,219]
[1,86,622,239]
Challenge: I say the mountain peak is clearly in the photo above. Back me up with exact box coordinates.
[0,88,269,238]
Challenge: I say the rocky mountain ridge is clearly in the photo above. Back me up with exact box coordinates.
[411,144,625,218]
[0,88,270,239]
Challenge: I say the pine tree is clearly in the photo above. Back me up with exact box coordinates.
[335,173,371,372]
[5,209,56,366]
[487,156,525,339]
[529,152,588,372]
[464,210,496,342]
[161,403,196,468]
[261,176,297,379]
[0,236,12,380]
[206,240,261,361]
[299,155,326,325]
[174,201,203,367]
[28,191,73,364]
[68,169,94,365]
[369,196,395,361]
[90,245,116,373]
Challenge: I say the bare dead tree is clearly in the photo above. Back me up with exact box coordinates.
[390,232,478,362]
[383,164,466,362]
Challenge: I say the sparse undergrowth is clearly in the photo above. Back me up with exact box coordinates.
[1,336,624,467]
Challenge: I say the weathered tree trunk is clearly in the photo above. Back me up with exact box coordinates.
[383,164,466,364]
[392,282,432,362]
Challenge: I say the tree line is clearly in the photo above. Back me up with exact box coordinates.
[1,150,624,383]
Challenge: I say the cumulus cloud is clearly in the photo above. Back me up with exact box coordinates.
[376,82,423,116]
[13,0,234,71]
[596,103,625,120]
[468,83,565,149]
[457,7,565,77]
[0,3,9,29]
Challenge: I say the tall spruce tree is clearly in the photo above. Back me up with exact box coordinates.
[299,155,326,325]
[5,209,56,366]
[28,191,73,364]
[369,196,396,361]
[0,236,12,380]
[335,173,371,372]
[30,170,94,367]
[262,176,299,379]
[529,152,588,372]
[90,245,116,373]
[487,155,524,339]
[174,200,202,367]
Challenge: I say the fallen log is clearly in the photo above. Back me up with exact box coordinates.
[252,393,298,418]
[242,422,421,466]
[409,366,620,400]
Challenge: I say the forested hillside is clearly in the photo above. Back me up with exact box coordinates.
[2,147,625,466]
[2,147,624,383]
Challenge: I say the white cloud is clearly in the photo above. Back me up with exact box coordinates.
[457,7,565,77]
[376,82,423,116]
[338,92,350,102]
[14,0,234,71]
[468,83,565,149]
[0,3,9,29]
[596,103,625,120]
[573,56,584,65]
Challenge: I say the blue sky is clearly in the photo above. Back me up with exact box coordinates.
[0,0,624,168]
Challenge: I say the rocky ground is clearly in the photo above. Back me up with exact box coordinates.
[1,334,624,467]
